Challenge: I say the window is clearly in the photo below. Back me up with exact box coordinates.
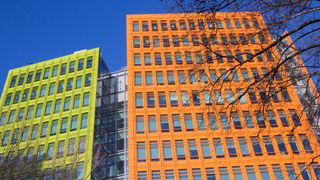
[275,135,288,155]
[57,80,64,93]
[270,88,279,102]
[230,112,241,129]
[145,72,153,85]
[147,92,155,107]
[255,110,266,128]
[54,99,61,113]
[173,36,180,47]
[41,122,48,137]
[13,91,20,104]
[73,94,80,109]
[35,70,42,81]
[181,91,190,106]
[220,112,230,130]
[216,20,223,28]
[200,71,207,83]
[206,113,217,130]
[138,171,147,180]
[60,117,68,133]
[263,136,275,155]
[178,71,186,84]
[248,88,257,103]
[142,21,148,31]
[68,138,76,155]
[71,115,78,131]
[241,111,253,128]
[151,21,158,31]
[80,113,88,129]
[214,90,224,104]
[144,53,151,65]
[50,119,58,135]
[299,163,311,180]
[133,21,139,31]
[148,115,157,133]
[259,165,270,180]
[246,166,256,180]
[163,140,172,160]
[225,19,232,28]
[211,35,218,45]
[233,166,243,179]
[172,114,182,132]
[202,35,209,46]
[143,36,150,48]
[7,109,16,124]
[31,87,38,99]
[27,72,33,83]
[285,163,297,180]
[45,101,52,115]
[267,110,278,127]
[213,138,224,158]
[238,137,250,156]
[165,52,172,65]
[241,69,250,82]
[170,91,178,107]
[35,103,43,118]
[133,37,140,48]
[251,68,260,81]
[188,140,198,159]
[69,61,75,73]
[259,33,266,44]
[152,170,161,180]
[225,89,234,104]
[230,34,238,45]
[156,71,164,85]
[312,163,320,180]
[192,35,199,46]
[22,89,29,102]
[161,115,169,132]
[192,168,202,180]
[17,108,24,122]
[37,144,44,161]
[153,36,160,48]
[221,34,228,45]
[205,51,213,63]
[189,71,196,84]
[185,51,192,64]
[299,134,313,153]
[48,83,55,95]
[198,19,205,29]
[175,140,185,160]
[167,71,175,84]
[165,170,175,180]
[78,136,86,154]
[21,127,29,142]
[250,137,262,156]
[195,113,205,130]
[179,169,188,180]
[272,164,284,179]
[179,20,186,30]
[170,20,177,30]
[85,74,91,86]
[219,167,229,180]
[184,114,194,131]
[195,52,202,64]
[134,53,141,65]
[76,162,84,180]
[135,92,143,108]
[163,36,170,47]
[158,92,167,107]
[10,75,17,87]
[182,35,189,46]
[26,105,34,120]
[192,91,200,106]
[204,90,212,105]
[207,19,214,29]
[175,52,182,64]
[57,140,65,158]
[83,92,90,107]
[18,74,25,85]
[64,97,71,111]
[155,52,162,65]
[266,50,273,61]
[289,109,301,126]
[0,112,7,125]
[226,138,237,157]
[150,141,159,161]
[236,89,246,104]
[161,20,168,31]
[189,20,195,30]
[281,88,291,101]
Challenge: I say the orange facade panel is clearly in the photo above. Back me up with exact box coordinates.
[127,13,320,179]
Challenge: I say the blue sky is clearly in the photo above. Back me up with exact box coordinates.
[0,0,170,93]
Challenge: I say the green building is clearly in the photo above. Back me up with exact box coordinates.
[0,48,102,179]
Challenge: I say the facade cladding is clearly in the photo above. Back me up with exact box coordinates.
[0,12,319,180]
[126,13,320,180]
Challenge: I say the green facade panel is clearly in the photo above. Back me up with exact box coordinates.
[0,48,100,179]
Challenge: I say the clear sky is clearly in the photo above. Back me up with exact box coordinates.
[0,0,170,93]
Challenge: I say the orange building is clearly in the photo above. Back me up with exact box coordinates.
[126,13,320,179]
